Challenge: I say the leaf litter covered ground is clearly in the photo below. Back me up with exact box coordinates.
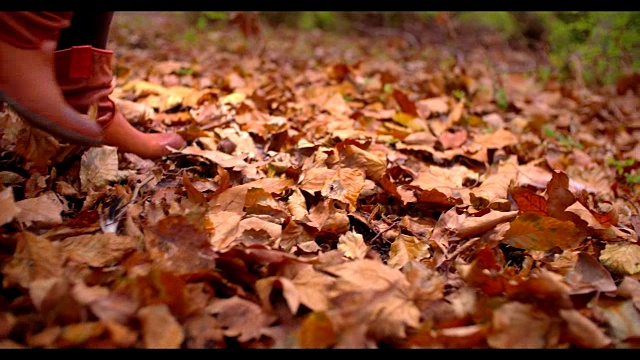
[1,12,640,348]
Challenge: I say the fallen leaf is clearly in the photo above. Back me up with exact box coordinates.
[206,296,276,342]
[320,168,365,211]
[599,242,640,276]
[337,231,369,260]
[342,144,387,182]
[2,232,64,288]
[473,128,519,149]
[0,187,21,226]
[564,252,617,294]
[387,234,431,270]
[60,233,139,268]
[286,188,308,221]
[503,212,584,251]
[138,304,184,349]
[487,302,555,348]
[457,210,519,240]
[80,146,133,191]
[14,191,64,226]
[510,187,547,215]
[298,312,336,349]
[470,156,519,208]
[596,300,640,341]
[559,309,611,348]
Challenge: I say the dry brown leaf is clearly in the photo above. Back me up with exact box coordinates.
[503,212,584,251]
[238,217,282,242]
[487,302,555,348]
[457,210,519,240]
[559,309,611,348]
[206,296,276,342]
[473,128,519,149]
[286,187,309,221]
[300,167,336,194]
[0,187,20,226]
[297,311,337,349]
[410,165,477,199]
[60,233,139,268]
[256,277,301,314]
[430,207,466,251]
[438,128,468,149]
[337,231,369,260]
[417,96,449,114]
[80,146,134,192]
[321,168,365,211]
[342,144,387,182]
[14,191,64,226]
[138,304,184,349]
[565,201,637,242]
[387,234,431,270]
[596,300,640,341]
[470,156,519,208]
[510,187,547,215]
[103,320,138,347]
[2,232,64,288]
[305,199,350,234]
[180,146,249,170]
[207,210,243,250]
[565,252,617,294]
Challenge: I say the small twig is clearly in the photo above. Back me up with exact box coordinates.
[100,174,155,233]
[446,237,481,261]
[200,117,236,131]
[369,221,400,244]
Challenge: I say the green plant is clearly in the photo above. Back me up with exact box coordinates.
[452,89,466,101]
[494,87,508,110]
[543,126,583,151]
[626,172,640,185]
[545,12,639,85]
[608,158,640,186]
[298,12,338,30]
[457,12,518,38]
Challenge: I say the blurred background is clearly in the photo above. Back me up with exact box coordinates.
[172,11,639,87]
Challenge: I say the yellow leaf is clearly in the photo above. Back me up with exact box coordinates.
[391,112,428,131]
[337,231,369,259]
[298,312,336,349]
[220,92,246,105]
[388,234,431,269]
[600,242,640,276]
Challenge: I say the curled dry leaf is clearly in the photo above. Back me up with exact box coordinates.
[337,231,369,260]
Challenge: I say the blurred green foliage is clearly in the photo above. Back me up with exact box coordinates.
[183,11,639,86]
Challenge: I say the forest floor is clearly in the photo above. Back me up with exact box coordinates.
[0,12,639,348]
